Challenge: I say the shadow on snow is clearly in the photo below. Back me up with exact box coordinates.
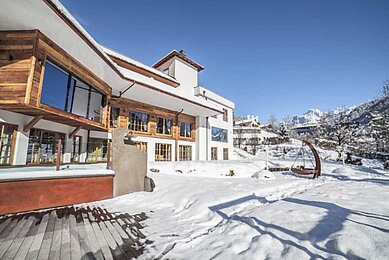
[209,193,389,259]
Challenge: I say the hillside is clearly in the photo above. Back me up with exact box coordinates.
[292,96,389,127]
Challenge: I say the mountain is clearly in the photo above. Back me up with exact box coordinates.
[292,96,389,127]
[292,109,323,126]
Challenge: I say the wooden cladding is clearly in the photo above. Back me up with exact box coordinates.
[110,97,196,141]
[0,30,110,130]
[0,31,36,104]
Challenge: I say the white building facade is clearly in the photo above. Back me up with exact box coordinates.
[0,0,234,166]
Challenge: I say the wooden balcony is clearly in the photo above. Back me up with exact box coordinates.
[0,30,110,131]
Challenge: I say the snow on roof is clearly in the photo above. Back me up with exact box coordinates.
[235,118,259,126]
[48,0,123,78]
[152,50,204,71]
[101,45,179,84]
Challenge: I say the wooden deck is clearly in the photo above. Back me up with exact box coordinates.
[0,206,152,259]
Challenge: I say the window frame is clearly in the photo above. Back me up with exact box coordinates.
[135,142,148,153]
[179,122,192,138]
[156,117,173,135]
[211,147,218,160]
[179,145,192,161]
[110,107,120,128]
[41,58,105,123]
[223,109,228,122]
[128,111,149,133]
[223,148,229,160]
[155,143,172,161]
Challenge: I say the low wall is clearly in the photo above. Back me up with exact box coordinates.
[0,175,113,215]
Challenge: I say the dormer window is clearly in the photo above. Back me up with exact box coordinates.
[163,68,169,75]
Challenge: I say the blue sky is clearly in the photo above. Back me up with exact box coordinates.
[62,0,389,122]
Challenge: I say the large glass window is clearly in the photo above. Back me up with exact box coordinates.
[155,143,171,161]
[86,138,108,162]
[180,122,192,138]
[157,117,172,135]
[40,61,70,110]
[0,123,17,165]
[129,112,149,132]
[41,59,105,123]
[212,127,228,143]
[71,79,89,118]
[179,145,192,161]
[27,129,65,164]
[89,89,103,122]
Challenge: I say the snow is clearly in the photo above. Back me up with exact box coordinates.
[0,163,114,181]
[86,152,389,259]
[100,46,179,84]
[292,108,323,126]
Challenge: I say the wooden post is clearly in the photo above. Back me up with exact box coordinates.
[56,139,62,171]
[106,142,111,170]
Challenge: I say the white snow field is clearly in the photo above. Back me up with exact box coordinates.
[87,153,389,260]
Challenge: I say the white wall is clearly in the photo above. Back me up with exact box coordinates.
[173,58,198,98]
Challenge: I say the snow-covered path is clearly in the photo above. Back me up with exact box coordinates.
[92,160,389,259]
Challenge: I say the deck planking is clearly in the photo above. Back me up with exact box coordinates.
[0,206,151,259]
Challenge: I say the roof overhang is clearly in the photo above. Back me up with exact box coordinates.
[118,82,223,117]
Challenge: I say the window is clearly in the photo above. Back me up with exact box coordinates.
[128,112,149,132]
[86,138,108,162]
[223,148,229,160]
[180,122,192,138]
[211,147,218,160]
[41,60,71,111]
[223,109,228,122]
[110,107,120,128]
[155,143,171,161]
[0,123,17,165]
[41,59,105,122]
[71,78,89,118]
[157,117,172,135]
[179,145,192,161]
[71,136,82,163]
[135,142,147,153]
[27,129,65,164]
[212,127,228,142]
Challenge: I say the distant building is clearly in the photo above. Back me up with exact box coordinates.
[233,115,261,154]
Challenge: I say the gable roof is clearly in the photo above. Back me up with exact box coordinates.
[153,50,204,71]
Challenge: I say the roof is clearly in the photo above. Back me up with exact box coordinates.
[153,50,204,71]
[101,46,180,87]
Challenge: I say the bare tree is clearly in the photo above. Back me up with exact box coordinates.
[267,115,278,130]
[379,79,389,97]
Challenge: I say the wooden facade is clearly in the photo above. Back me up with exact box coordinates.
[110,97,196,142]
[0,30,111,131]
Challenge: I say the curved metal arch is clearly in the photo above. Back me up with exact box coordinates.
[291,140,321,179]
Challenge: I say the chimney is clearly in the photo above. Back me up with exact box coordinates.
[179,49,187,56]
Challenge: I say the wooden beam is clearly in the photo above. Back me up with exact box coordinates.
[69,126,82,139]
[23,115,43,132]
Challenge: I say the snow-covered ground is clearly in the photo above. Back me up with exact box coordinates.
[89,152,389,259]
